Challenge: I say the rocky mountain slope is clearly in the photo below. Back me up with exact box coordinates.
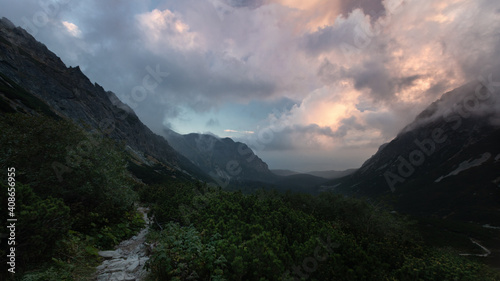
[325,80,500,223]
[164,130,335,191]
[0,17,209,181]
[163,130,277,185]
[0,17,328,192]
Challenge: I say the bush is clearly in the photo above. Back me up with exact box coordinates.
[0,113,143,279]
[0,113,138,237]
[146,223,228,281]
[144,188,500,281]
[0,182,70,265]
[395,249,499,281]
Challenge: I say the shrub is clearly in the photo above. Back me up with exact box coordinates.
[0,113,138,237]
[146,223,228,281]
[0,182,71,265]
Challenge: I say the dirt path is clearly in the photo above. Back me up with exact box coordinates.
[94,207,151,281]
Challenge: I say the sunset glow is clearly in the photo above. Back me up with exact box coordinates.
[3,0,498,170]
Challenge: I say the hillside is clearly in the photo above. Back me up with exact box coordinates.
[323,81,500,224]
[0,17,209,182]
[164,130,277,185]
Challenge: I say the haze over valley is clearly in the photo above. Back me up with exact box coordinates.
[1,0,500,280]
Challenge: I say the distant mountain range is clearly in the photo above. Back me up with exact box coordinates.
[271,169,356,179]
[162,130,334,191]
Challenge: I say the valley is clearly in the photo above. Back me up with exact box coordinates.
[0,13,499,281]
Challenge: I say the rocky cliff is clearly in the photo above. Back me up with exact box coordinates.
[0,17,209,181]
[163,130,277,185]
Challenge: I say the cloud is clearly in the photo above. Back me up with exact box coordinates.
[224,129,255,134]
[341,60,424,103]
[136,9,203,51]
[222,0,266,9]
[206,118,220,127]
[301,8,368,56]
[1,0,499,170]
[337,0,385,20]
[62,21,81,37]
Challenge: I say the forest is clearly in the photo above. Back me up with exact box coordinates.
[1,113,499,280]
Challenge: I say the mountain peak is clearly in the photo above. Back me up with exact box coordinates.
[0,17,15,29]
[325,79,500,224]
[0,17,210,182]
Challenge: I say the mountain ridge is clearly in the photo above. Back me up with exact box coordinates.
[324,78,500,224]
[163,129,277,186]
[271,168,357,179]
[0,17,210,182]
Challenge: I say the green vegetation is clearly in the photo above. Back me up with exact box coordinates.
[1,113,498,280]
[142,182,500,280]
[0,113,144,280]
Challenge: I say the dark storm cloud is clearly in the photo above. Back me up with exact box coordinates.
[424,81,450,99]
[1,0,499,171]
[317,58,340,85]
[301,0,386,57]
[244,116,366,151]
[344,60,394,101]
[395,75,421,91]
[338,0,385,20]
[4,0,279,114]
[301,19,357,56]
[223,0,265,9]
[342,61,424,103]
[334,116,366,137]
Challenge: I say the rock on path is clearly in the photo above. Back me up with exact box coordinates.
[95,207,151,281]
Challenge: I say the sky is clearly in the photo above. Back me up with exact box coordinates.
[1,0,499,171]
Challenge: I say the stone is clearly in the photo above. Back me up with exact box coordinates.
[110,271,126,281]
[96,273,111,281]
[124,275,136,281]
[99,250,118,259]
[93,208,151,280]
[126,260,140,273]
[96,263,108,271]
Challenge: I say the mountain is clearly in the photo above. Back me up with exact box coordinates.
[324,80,500,224]
[0,17,325,192]
[305,169,357,179]
[271,169,357,179]
[163,130,277,186]
[164,130,337,191]
[272,173,329,191]
[271,169,300,177]
[0,17,209,182]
